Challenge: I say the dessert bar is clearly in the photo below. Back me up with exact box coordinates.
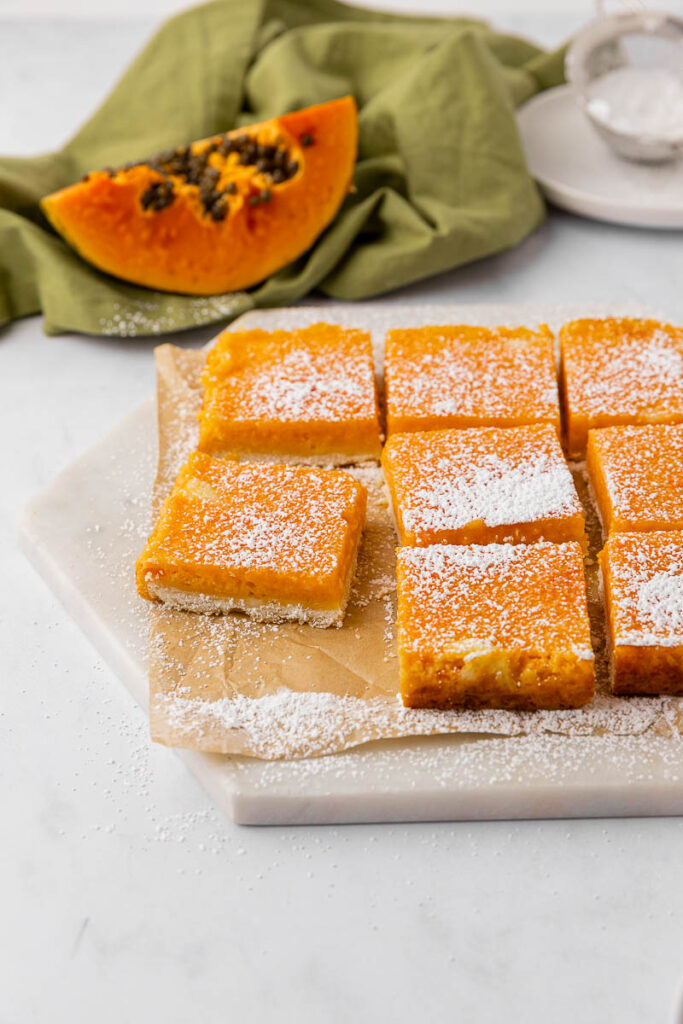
[384,324,559,436]
[601,531,683,695]
[136,452,366,627]
[383,424,584,547]
[560,317,683,456]
[198,323,381,464]
[396,541,594,710]
[587,423,683,535]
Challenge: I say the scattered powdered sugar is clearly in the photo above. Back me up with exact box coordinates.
[203,325,378,428]
[592,424,683,526]
[639,337,683,380]
[566,323,683,416]
[396,542,594,657]
[97,294,251,338]
[403,453,577,533]
[400,540,534,572]
[150,459,363,576]
[386,325,559,422]
[236,347,373,422]
[235,728,683,794]
[152,686,681,760]
[609,535,683,646]
[384,426,582,543]
[637,573,683,636]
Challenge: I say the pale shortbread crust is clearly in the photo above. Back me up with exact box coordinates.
[145,534,361,629]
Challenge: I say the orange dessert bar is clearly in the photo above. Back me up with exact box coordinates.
[601,531,683,695]
[136,452,366,627]
[560,317,683,457]
[384,324,559,436]
[396,542,595,710]
[382,424,584,548]
[587,424,683,536]
[198,323,381,464]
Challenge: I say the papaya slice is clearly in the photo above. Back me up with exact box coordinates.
[41,96,357,295]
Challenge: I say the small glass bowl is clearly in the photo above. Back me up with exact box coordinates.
[566,9,683,163]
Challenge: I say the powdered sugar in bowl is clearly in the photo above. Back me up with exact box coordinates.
[566,9,683,163]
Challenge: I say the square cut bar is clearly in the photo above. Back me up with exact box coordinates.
[198,323,382,464]
[382,424,585,547]
[136,452,366,627]
[396,542,595,710]
[384,324,559,436]
[601,531,683,695]
[560,317,683,457]
[587,423,683,536]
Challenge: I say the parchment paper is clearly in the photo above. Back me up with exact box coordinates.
[147,343,683,760]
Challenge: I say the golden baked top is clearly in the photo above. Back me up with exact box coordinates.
[561,317,683,453]
[396,541,593,658]
[602,531,683,647]
[384,323,559,435]
[198,322,381,458]
[382,424,582,546]
[136,451,366,602]
[587,423,683,533]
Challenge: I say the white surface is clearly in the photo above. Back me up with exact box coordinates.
[19,299,683,828]
[4,12,683,1024]
[0,0,600,21]
[519,85,683,228]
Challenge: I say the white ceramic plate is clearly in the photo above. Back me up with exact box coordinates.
[518,85,683,229]
[18,302,683,825]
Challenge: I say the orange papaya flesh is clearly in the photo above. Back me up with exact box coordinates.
[41,96,357,295]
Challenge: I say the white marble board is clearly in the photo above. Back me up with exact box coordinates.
[18,302,683,825]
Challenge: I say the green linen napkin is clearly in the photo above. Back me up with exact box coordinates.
[0,0,564,337]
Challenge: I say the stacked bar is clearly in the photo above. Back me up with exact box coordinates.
[136,324,381,628]
[384,323,594,710]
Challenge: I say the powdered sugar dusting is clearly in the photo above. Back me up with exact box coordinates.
[145,454,364,578]
[384,426,581,540]
[233,346,372,422]
[590,424,683,529]
[231,726,683,796]
[638,574,683,637]
[563,319,683,417]
[385,324,559,425]
[98,293,250,338]
[407,456,574,530]
[607,533,683,646]
[151,687,680,760]
[396,542,593,658]
[201,323,379,429]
